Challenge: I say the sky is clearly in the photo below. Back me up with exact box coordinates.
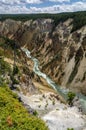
[0,0,86,14]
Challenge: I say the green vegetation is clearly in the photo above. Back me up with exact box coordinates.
[67,128,74,130]
[13,65,19,76]
[0,36,48,130]
[0,57,19,87]
[67,92,75,106]
[0,36,20,61]
[0,85,48,130]
[0,58,11,75]
[0,36,19,50]
[0,58,11,86]
[0,11,86,32]
[33,110,38,116]
[0,37,21,88]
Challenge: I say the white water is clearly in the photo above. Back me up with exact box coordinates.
[18,92,86,130]
[22,48,67,101]
[22,48,86,114]
[21,48,86,130]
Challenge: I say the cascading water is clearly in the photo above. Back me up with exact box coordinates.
[22,48,68,102]
[22,48,86,114]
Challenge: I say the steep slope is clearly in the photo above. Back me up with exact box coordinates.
[0,12,86,95]
[0,85,48,130]
[0,12,86,130]
[0,36,39,95]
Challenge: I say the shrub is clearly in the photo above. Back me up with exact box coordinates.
[13,66,19,76]
[0,58,11,75]
[33,110,38,116]
[67,92,75,106]
[67,128,74,130]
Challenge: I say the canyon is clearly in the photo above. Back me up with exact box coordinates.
[0,15,86,94]
[0,12,86,130]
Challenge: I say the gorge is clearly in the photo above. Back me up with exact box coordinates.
[0,12,86,130]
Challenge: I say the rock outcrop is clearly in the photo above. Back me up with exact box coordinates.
[0,17,86,95]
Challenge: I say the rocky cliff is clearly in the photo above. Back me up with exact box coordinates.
[0,13,86,95]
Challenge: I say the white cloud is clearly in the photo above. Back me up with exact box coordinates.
[30,1,86,13]
[0,0,42,4]
[0,0,70,5]
[26,0,42,4]
[49,0,70,2]
[0,4,31,14]
[0,1,86,14]
[0,0,21,5]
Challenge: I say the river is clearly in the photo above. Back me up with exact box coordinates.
[22,48,86,114]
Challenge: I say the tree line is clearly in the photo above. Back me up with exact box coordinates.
[0,11,86,32]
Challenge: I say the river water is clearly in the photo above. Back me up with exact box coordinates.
[22,48,86,114]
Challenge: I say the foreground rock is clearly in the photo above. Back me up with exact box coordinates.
[18,92,86,130]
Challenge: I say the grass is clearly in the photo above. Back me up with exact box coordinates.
[0,58,11,75]
[0,85,48,130]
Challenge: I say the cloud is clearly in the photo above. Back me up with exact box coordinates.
[0,0,42,5]
[0,0,21,5]
[26,0,42,4]
[0,0,70,6]
[0,0,86,14]
[0,5,30,14]
[30,1,86,13]
[49,0,70,2]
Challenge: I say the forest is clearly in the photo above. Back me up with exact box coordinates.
[0,11,86,32]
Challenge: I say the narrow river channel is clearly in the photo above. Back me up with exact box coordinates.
[22,48,86,114]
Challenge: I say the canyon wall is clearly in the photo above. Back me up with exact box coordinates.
[0,17,86,94]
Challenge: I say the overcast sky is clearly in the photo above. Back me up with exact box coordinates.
[0,0,86,14]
